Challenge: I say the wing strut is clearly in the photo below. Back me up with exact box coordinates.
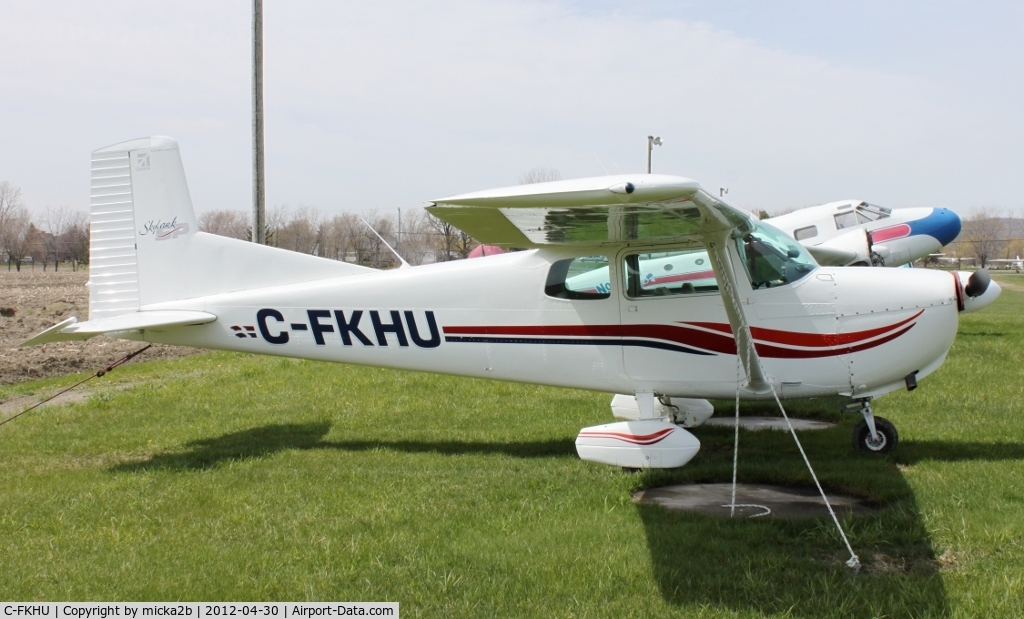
[695,196,771,393]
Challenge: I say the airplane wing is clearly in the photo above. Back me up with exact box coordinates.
[428,174,771,392]
[427,175,753,247]
[20,310,217,347]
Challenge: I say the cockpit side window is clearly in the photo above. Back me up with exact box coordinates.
[834,211,859,230]
[545,256,611,299]
[736,222,817,289]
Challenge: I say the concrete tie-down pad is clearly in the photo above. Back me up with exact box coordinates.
[702,416,834,431]
[633,483,877,519]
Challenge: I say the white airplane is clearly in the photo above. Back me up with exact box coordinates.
[22,137,1002,471]
[768,200,962,267]
[988,256,1023,271]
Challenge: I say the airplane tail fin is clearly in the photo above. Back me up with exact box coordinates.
[89,137,197,319]
[88,137,370,321]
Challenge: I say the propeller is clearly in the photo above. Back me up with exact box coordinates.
[964,268,991,298]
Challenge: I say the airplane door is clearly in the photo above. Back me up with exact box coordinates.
[737,227,853,397]
[615,241,852,397]
[616,246,737,392]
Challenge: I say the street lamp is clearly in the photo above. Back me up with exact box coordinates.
[647,136,662,174]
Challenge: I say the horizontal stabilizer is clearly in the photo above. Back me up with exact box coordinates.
[20,311,217,347]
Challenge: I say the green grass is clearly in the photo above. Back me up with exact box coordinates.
[1,275,1023,617]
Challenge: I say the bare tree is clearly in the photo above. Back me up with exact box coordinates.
[27,224,47,270]
[427,213,460,262]
[198,209,249,239]
[321,212,361,263]
[40,207,71,270]
[395,208,432,266]
[2,206,32,271]
[263,205,290,247]
[520,167,562,185]
[962,207,1007,268]
[274,205,325,255]
[1007,237,1024,263]
[356,210,400,268]
[61,210,89,270]
[0,181,23,241]
[453,227,476,259]
[425,212,477,261]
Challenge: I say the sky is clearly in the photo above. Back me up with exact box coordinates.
[1,1,1023,218]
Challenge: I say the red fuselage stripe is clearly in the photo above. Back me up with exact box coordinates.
[442,312,921,358]
[751,323,916,358]
[682,309,924,347]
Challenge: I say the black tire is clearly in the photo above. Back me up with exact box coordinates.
[852,416,898,453]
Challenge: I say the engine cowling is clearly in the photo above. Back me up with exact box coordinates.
[955,270,1001,313]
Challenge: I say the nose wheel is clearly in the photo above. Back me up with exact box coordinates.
[848,399,899,453]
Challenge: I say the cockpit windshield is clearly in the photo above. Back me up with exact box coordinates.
[855,202,891,222]
[735,221,817,289]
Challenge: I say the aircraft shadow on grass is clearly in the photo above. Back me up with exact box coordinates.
[635,426,1024,617]
[112,422,1024,617]
[899,440,1024,464]
[111,422,576,472]
[635,433,952,616]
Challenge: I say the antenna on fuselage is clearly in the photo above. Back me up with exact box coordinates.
[360,217,410,269]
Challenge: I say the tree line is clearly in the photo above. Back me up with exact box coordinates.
[198,205,479,267]
[7,173,1023,272]
[0,181,89,271]
[0,179,483,272]
[949,207,1024,268]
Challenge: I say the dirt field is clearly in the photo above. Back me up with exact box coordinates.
[0,268,200,385]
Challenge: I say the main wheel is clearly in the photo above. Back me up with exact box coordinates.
[852,416,898,453]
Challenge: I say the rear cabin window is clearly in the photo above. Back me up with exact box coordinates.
[622,248,719,298]
[793,225,818,240]
[546,256,611,299]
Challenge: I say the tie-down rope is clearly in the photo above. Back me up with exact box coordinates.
[725,353,772,518]
[0,345,152,428]
[714,245,860,570]
[761,376,861,572]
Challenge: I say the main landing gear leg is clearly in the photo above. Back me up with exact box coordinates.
[848,398,899,453]
[635,392,656,420]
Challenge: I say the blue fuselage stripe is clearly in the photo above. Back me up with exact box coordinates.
[443,335,715,356]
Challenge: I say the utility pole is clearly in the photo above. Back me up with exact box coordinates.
[646,135,662,173]
[252,0,266,244]
[397,208,402,258]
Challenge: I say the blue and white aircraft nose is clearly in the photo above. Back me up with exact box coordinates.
[911,208,962,246]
